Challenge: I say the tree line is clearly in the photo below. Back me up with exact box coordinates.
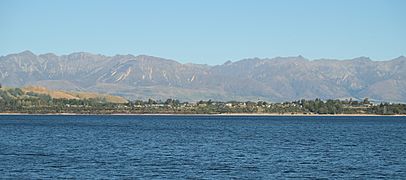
[1,87,406,115]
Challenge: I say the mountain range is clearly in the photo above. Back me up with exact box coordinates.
[1,51,405,102]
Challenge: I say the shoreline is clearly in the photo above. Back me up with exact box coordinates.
[0,112,405,116]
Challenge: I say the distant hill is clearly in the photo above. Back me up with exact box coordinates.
[21,86,128,104]
[1,51,405,102]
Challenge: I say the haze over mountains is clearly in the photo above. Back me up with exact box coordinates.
[1,51,405,102]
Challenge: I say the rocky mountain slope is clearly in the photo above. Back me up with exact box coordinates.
[1,51,405,102]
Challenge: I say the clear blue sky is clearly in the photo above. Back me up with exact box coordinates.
[1,0,405,64]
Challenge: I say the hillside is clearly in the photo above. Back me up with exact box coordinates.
[1,51,405,102]
[21,86,128,104]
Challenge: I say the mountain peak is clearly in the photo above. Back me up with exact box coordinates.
[135,55,180,64]
[39,53,58,59]
[19,50,36,57]
[63,52,107,61]
[223,60,233,65]
[391,55,406,62]
[68,52,94,56]
[353,56,371,61]
[5,50,37,59]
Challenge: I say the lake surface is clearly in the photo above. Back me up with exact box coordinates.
[0,115,405,179]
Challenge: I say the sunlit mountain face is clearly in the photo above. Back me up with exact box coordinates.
[1,51,405,102]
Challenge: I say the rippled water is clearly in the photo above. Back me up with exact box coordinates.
[0,115,406,179]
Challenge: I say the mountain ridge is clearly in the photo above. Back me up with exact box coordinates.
[1,51,405,102]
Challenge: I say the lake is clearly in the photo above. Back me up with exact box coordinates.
[0,115,405,179]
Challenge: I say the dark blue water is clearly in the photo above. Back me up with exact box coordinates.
[0,115,406,179]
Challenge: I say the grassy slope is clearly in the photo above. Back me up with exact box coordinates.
[22,86,128,104]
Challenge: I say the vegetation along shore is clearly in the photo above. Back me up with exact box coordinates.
[1,87,406,115]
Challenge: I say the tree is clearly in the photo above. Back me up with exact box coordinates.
[363,98,370,105]
[164,98,180,106]
[148,98,156,105]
